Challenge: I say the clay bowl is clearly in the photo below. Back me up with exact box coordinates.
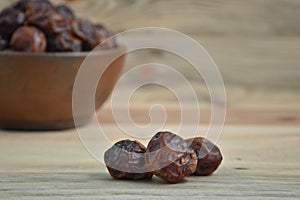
[0,45,126,130]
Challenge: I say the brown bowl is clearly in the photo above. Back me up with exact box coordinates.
[0,46,126,130]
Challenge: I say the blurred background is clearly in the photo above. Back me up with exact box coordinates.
[1,0,299,107]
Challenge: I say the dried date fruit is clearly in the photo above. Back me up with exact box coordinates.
[186,137,223,176]
[14,0,54,14]
[72,18,97,51]
[10,26,46,52]
[13,0,30,11]
[1,0,116,53]
[47,32,81,52]
[26,10,72,36]
[72,19,116,51]
[94,24,116,49]
[104,140,153,180]
[145,132,197,183]
[56,4,75,20]
[0,8,25,40]
[72,18,94,42]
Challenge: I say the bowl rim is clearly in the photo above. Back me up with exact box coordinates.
[0,45,126,57]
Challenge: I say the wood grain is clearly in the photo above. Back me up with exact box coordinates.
[115,36,300,107]
[2,0,298,37]
[95,106,300,126]
[0,126,299,199]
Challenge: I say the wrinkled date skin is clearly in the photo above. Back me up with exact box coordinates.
[72,19,99,51]
[56,4,75,20]
[10,26,46,52]
[72,19,116,51]
[72,19,93,39]
[104,140,153,180]
[0,7,25,40]
[94,24,116,49]
[186,137,223,176]
[26,9,72,37]
[47,32,81,52]
[16,0,71,36]
[14,0,54,13]
[0,0,116,52]
[145,132,197,183]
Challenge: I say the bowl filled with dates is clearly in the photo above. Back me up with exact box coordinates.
[0,0,126,130]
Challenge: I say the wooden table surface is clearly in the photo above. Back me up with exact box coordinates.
[1,106,300,200]
[1,1,299,199]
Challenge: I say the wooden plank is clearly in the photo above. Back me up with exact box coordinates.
[95,107,300,126]
[0,126,299,199]
[114,36,300,107]
[0,173,299,199]
[1,0,299,37]
[3,0,296,37]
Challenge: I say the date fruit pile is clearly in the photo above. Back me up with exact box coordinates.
[104,131,223,183]
[0,0,116,52]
